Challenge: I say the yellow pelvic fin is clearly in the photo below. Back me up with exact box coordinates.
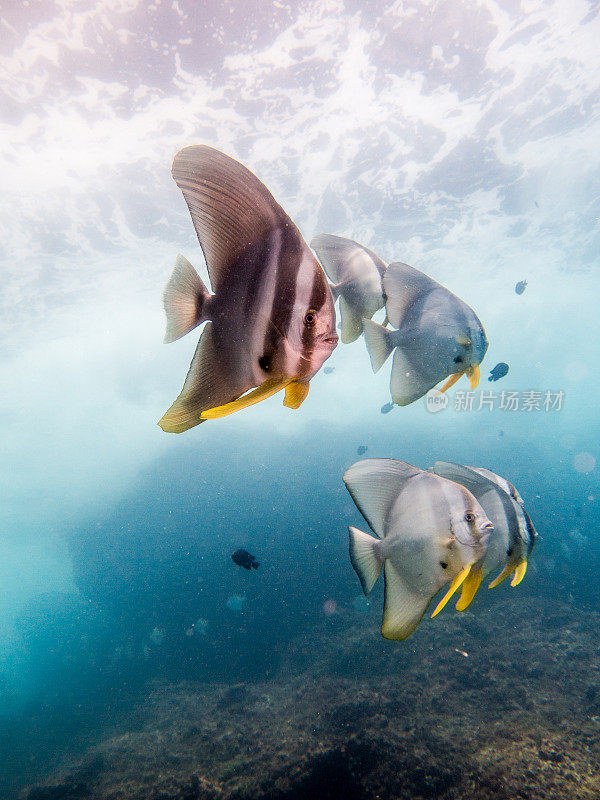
[455,566,483,612]
[467,364,480,389]
[200,377,289,420]
[510,559,528,587]
[431,564,472,618]
[438,371,464,393]
[488,562,513,589]
[283,380,310,410]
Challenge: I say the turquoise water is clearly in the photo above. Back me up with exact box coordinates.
[1,1,599,797]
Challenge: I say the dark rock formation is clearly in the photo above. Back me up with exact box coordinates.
[23,597,600,799]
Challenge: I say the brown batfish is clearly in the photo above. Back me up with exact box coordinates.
[159,146,338,433]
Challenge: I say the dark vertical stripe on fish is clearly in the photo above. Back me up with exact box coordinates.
[301,267,327,352]
[267,226,304,369]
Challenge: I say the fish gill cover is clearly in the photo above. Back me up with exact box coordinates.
[0,1,599,798]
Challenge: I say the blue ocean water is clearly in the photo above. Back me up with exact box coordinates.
[1,1,600,798]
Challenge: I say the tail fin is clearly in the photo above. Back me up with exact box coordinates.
[362,319,394,372]
[339,295,364,344]
[163,254,211,343]
[252,561,260,570]
[329,283,342,302]
[349,526,383,594]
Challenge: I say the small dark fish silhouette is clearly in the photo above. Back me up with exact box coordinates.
[488,362,509,382]
[380,401,395,414]
[515,280,527,295]
[324,366,335,374]
[499,429,505,438]
[357,445,368,455]
[231,549,259,571]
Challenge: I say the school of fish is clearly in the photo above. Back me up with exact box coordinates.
[158,145,538,641]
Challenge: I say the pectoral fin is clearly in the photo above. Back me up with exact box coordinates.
[488,563,513,588]
[510,559,527,587]
[438,371,464,393]
[283,380,310,409]
[467,364,480,389]
[200,377,289,420]
[455,566,483,611]
[431,564,472,618]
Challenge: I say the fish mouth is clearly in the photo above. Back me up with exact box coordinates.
[319,332,339,346]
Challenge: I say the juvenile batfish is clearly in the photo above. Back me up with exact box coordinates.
[158,146,338,433]
[362,263,488,406]
[311,234,387,344]
[431,462,537,610]
[343,459,493,641]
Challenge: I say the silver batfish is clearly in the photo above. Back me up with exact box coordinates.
[310,234,387,343]
[363,262,488,406]
[343,459,493,641]
[159,146,338,433]
[432,462,537,609]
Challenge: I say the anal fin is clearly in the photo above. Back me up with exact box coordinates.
[158,323,246,433]
[382,561,430,641]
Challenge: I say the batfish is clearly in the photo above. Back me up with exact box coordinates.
[431,462,537,610]
[343,459,493,640]
[363,262,488,406]
[158,146,338,432]
[311,234,387,343]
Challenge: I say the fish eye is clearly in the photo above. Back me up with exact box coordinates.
[258,355,270,371]
[304,309,317,327]
[454,356,463,364]
[440,561,448,569]
[464,512,475,523]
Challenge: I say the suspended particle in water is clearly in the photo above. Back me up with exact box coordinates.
[149,627,165,645]
[573,452,596,474]
[226,595,246,612]
[351,595,370,613]
[322,599,338,616]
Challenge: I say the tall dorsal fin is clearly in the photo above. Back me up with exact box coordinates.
[432,461,504,499]
[383,261,440,329]
[171,145,296,293]
[343,459,422,538]
[311,234,387,284]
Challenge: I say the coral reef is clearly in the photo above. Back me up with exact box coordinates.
[24,597,600,799]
